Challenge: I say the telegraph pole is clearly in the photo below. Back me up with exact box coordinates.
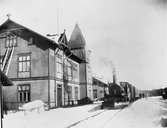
[0,32,2,128]
[0,25,2,128]
[0,75,2,128]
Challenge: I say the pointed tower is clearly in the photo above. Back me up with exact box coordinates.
[68,24,86,60]
[69,24,85,48]
[68,24,93,100]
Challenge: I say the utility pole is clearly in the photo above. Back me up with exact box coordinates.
[0,31,4,128]
[0,72,2,128]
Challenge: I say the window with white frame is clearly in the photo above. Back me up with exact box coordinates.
[5,35,17,48]
[74,87,79,100]
[67,60,72,81]
[56,54,63,79]
[72,62,78,82]
[0,55,4,68]
[18,54,31,78]
[67,86,72,100]
[88,89,92,98]
[17,84,31,103]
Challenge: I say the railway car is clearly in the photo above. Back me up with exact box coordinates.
[162,87,167,99]
[120,82,138,102]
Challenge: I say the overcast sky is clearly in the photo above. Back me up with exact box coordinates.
[0,0,167,89]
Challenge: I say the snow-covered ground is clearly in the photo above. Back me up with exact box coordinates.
[70,97,166,128]
[3,97,167,128]
[3,103,108,128]
[103,97,163,128]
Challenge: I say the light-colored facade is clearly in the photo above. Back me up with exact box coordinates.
[0,19,81,110]
[68,24,93,100]
[55,50,80,106]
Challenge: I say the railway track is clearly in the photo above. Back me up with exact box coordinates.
[66,103,129,128]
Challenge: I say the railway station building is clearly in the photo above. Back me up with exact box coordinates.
[0,19,84,110]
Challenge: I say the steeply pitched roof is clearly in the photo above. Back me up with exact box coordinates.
[0,19,58,50]
[68,24,87,60]
[68,24,86,49]
[0,19,85,63]
[57,31,85,63]
[58,32,68,46]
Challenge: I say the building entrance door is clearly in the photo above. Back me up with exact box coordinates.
[57,84,62,107]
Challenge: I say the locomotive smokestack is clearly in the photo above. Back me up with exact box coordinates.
[112,67,116,84]
[110,61,116,84]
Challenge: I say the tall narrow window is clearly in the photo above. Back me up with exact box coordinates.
[18,54,31,78]
[74,87,78,100]
[93,89,97,99]
[17,84,31,103]
[67,60,72,81]
[67,86,72,100]
[72,63,78,82]
[56,54,63,79]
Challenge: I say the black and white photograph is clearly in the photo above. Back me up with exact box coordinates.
[0,0,167,128]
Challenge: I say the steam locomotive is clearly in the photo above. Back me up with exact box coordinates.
[101,82,139,108]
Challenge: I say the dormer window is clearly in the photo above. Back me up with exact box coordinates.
[5,35,17,48]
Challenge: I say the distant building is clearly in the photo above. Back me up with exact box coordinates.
[68,24,93,100]
[0,19,83,109]
[92,77,108,99]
